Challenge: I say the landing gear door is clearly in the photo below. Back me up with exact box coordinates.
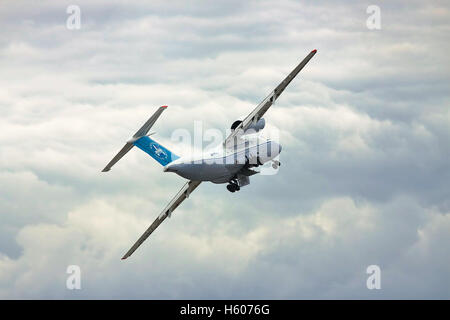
[237,175,250,187]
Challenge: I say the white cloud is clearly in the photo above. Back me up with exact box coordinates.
[1,195,447,299]
[0,0,449,298]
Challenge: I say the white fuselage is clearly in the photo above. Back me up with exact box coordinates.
[163,134,282,183]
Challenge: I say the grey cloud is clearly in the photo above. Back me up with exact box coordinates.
[0,0,449,298]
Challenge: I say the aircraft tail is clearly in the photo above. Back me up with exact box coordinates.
[133,136,179,166]
[102,106,178,172]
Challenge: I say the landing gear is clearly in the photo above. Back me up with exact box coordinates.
[226,181,240,193]
[272,160,281,169]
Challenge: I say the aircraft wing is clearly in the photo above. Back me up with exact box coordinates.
[224,49,317,146]
[121,180,202,260]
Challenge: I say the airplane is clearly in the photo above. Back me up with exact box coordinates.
[102,49,317,259]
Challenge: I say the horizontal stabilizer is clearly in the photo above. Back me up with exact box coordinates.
[101,106,168,172]
[102,142,133,172]
[132,106,167,138]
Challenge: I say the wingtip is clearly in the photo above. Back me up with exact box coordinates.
[161,105,168,108]
[311,49,317,53]
[121,256,127,260]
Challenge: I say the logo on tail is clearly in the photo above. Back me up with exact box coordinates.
[150,142,168,160]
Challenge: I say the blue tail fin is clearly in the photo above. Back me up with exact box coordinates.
[133,136,179,166]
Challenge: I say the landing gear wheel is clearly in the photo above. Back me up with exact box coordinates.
[272,160,281,169]
[226,183,240,193]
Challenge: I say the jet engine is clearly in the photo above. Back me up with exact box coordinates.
[230,118,265,132]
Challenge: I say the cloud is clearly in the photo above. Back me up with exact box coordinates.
[1,196,448,299]
[0,0,449,298]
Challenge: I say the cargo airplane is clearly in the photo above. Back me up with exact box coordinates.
[102,49,317,259]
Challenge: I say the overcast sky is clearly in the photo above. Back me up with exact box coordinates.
[0,0,449,299]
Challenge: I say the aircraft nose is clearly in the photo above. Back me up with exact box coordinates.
[272,141,282,154]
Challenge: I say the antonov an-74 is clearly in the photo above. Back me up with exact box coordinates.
[102,49,317,259]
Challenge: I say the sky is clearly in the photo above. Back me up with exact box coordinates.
[0,0,449,299]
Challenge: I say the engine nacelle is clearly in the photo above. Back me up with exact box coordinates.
[247,118,265,132]
[231,120,242,130]
[230,118,265,133]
